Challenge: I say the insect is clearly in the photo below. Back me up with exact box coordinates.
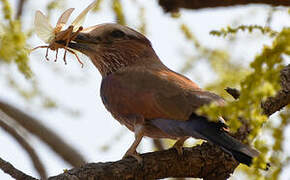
[32,1,97,67]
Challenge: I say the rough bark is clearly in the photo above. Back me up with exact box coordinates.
[49,144,238,180]
[0,157,37,180]
[262,64,290,116]
[158,0,290,12]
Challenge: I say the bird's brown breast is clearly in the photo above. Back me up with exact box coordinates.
[100,65,224,139]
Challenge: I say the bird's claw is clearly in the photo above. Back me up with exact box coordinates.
[172,137,188,156]
[122,151,143,164]
[173,142,184,155]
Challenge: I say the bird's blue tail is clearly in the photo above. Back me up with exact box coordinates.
[151,114,259,166]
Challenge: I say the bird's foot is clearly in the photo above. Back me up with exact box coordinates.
[173,141,184,155]
[172,137,188,156]
[122,150,143,164]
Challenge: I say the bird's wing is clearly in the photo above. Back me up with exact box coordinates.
[100,67,225,121]
[151,114,259,166]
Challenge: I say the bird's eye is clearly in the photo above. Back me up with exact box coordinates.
[110,30,125,38]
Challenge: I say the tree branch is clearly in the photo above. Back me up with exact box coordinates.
[49,144,238,180]
[0,118,46,179]
[262,64,290,116]
[225,64,290,116]
[225,87,240,100]
[158,0,290,12]
[0,157,37,180]
[16,0,26,19]
[0,100,87,167]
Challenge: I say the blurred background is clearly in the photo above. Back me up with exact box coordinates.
[0,0,289,179]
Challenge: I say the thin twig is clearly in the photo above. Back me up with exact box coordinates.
[225,87,240,100]
[16,0,26,19]
[0,118,46,179]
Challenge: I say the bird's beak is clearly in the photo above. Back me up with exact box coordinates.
[66,32,97,55]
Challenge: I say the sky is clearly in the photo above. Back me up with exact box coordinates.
[0,0,289,179]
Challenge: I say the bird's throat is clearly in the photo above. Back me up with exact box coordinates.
[90,42,157,77]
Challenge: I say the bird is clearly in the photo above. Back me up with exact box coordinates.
[64,23,259,166]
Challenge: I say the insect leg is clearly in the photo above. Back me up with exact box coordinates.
[31,45,49,52]
[62,26,74,65]
[54,49,58,62]
[66,48,84,68]
[70,26,83,41]
[63,49,68,65]
[45,47,50,61]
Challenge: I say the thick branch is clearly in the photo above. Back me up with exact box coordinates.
[0,100,86,167]
[49,143,238,180]
[0,118,47,179]
[262,64,290,116]
[0,157,36,180]
[158,0,290,12]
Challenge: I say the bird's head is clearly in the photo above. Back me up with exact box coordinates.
[66,23,159,76]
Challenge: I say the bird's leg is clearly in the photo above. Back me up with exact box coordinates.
[123,117,144,163]
[172,137,188,155]
[123,124,144,163]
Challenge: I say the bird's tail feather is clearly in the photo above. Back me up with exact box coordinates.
[151,114,259,166]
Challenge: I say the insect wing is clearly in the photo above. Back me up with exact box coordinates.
[55,8,75,33]
[34,10,54,43]
[71,0,97,31]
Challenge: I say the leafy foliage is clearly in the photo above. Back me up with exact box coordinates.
[0,0,31,78]
[210,25,278,37]
[198,26,289,177]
